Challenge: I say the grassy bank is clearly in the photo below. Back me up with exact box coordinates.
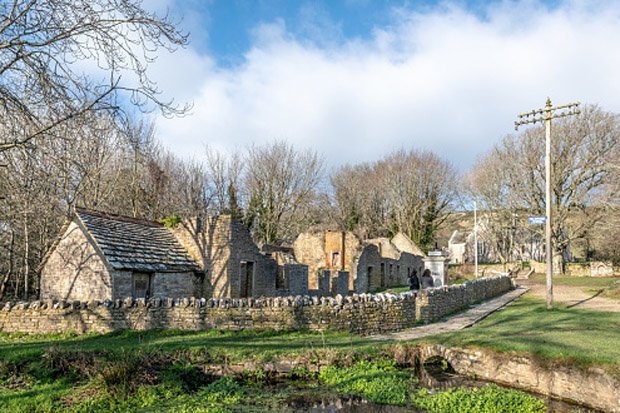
[417,294,620,370]
[0,347,546,413]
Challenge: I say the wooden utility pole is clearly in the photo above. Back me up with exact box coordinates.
[474,201,478,278]
[515,98,580,309]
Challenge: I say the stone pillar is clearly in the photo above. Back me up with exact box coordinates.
[423,251,450,288]
[336,271,349,296]
[318,270,331,296]
[284,264,309,296]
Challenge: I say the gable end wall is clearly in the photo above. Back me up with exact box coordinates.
[40,220,112,301]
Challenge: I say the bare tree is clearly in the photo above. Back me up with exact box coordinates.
[244,141,323,244]
[205,146,242,216]
[332,149,457,250]
[0,0,190,153]
[467,104,619,266]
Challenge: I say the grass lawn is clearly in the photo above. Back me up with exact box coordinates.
[527,273,620,288]
[416,293,620,370]
[528,273,620,301]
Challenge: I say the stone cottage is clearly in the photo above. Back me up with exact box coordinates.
[39,208,278,301]
[292,230,426,293]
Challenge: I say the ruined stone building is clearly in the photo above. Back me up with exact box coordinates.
[292,230,426,293]
[39,209,281,301]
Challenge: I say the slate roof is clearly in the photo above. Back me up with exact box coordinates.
[75,208,201,273]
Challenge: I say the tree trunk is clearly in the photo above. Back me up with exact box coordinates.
[23,213,30,300]
[0,229,15,300]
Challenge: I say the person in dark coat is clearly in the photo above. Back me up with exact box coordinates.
[409,270,420,291]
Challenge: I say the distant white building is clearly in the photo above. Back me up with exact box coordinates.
[447,219,554,265]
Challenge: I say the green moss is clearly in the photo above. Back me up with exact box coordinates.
[159,215,182,228]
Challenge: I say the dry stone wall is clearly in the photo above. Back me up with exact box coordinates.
[418,344,620,413]
[0,276,512,335]
[415,276,513,323]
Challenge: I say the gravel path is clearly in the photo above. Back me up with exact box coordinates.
[371,287,529,341]
[519,279,620,312]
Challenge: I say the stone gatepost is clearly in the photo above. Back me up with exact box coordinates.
[423,251,450,288]
[336,271,350,296]
[284,264,309,296]
[318,270,331,296]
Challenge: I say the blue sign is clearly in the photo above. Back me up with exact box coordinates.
[528,216,547,225]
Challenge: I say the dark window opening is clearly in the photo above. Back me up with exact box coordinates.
[132,272,151,299]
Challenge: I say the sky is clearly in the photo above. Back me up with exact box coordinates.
[140,0,620,172]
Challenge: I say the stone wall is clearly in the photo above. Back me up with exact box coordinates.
[415,275,514,324]
[292,232,325,289]
[418,344,620,413]
[284,264,309,296]
[172,216,277,299]
[530,260,618,277]
[0,275,512,335]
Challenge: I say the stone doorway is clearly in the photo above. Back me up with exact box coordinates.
[239,261,254,298]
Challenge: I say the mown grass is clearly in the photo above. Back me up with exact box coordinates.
[599,283,620,300]
[528,273,619,288]
[417,294,620,370]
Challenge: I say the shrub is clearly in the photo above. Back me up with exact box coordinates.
[160,362,214,392]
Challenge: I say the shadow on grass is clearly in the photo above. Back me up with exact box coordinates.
[0,328,377,365]
[566,289,604,308]
[417,294,620,367]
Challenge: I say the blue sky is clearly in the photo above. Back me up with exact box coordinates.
[143,0,620,171]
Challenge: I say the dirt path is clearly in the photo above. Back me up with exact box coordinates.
[519,279,620,312]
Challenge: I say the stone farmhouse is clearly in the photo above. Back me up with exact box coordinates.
[39,208,283,302]
[292,230,426,293]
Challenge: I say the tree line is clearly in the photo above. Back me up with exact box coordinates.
[2,103,617,300]
[0,0,618,300]
[0,107,462,300]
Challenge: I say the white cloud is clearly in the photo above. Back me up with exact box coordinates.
[151,0,620,172]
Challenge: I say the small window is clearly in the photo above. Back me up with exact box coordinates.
[132,272,151,299]
[331,252,340,267]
